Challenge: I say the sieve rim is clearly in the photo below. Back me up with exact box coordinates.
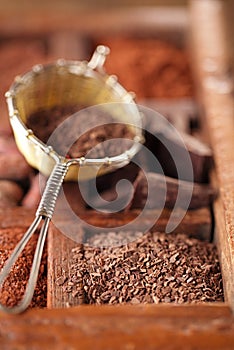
[5,55,144,179]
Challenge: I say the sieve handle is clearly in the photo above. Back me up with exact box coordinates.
[0,161,69,314]
[36,162,69,218]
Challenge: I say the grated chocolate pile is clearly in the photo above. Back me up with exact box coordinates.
[63,231,223,305]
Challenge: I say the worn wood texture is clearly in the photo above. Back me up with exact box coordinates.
[47,224,83,309]
[190,0,234,310]
[0,7,188,37]
[75,208,211,239]
[0,207,35,229]
[0,304,233,349]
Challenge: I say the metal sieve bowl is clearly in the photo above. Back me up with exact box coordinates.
[5,45,143,181]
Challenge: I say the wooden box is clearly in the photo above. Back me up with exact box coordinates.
[0,1,233,348]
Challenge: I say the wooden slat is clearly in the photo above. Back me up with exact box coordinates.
[48,31,91,61]
[0,7,188,36]
[0,207,35,229]
[0,304,233,349]
[78,208,212,240]
[47,224,84,308]
[190,0,234,310]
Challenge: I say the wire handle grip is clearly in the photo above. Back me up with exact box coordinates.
[0,162,69,314]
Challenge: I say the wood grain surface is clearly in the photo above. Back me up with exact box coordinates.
[190,0,234,310]
[0,304,234,350]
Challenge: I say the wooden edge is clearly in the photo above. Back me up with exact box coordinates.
[189,0,234,310]
[0,304,233,349]
[47,223,84,309]
[0,7,188,36]
[0,207,35,229]
[77,208,212,240]
[212,172,234,307]
[0,206,212,241]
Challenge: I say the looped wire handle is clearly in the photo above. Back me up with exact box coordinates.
[0,161,69,314]
[36,162,69,218]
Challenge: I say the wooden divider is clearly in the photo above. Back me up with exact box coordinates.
[190,0,234,311]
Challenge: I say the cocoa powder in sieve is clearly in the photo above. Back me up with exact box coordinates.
[27,105,135,159]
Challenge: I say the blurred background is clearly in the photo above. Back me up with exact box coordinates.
[0,0,232,57]
[0,0,189,10]
[0,0,232,141]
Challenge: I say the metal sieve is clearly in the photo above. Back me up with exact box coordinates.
[0,45,143,313]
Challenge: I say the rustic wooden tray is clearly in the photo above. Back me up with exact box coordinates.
[0,1,233,349]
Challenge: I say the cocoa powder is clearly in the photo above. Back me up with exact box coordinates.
[98,37,194,99]
[26,105,135,158]
[0,227,47,308]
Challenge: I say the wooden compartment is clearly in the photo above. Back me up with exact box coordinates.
[0,1,233,349]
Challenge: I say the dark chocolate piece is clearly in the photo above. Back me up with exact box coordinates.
[128,170,217,210]
[142,110,213,183]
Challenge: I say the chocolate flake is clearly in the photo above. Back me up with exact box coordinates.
[65,231,223,305]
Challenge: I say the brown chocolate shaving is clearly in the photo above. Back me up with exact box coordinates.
[66,231,223,305]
